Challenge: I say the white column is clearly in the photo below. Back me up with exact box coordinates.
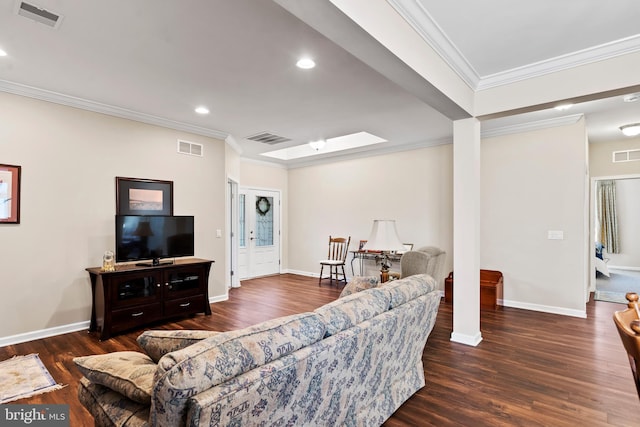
[452,118,482,346]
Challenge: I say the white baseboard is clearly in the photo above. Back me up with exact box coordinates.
[450,331,482,346]
[0,321,90,348]
[209,294,229,304]
[502,299,586,318]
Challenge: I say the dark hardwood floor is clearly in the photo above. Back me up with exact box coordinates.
[1,274,639,426]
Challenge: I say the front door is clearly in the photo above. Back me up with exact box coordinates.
[238,188,280,279]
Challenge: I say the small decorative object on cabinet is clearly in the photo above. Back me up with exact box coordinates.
[86,258,213,340]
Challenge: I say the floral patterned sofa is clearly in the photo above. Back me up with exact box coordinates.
[73,274,440,426]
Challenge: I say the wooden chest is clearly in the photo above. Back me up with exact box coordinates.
[444,269,503,310]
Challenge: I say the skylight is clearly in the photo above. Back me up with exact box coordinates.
[260,132,387,161]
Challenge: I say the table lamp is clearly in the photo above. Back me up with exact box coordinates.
[363,219,405,281]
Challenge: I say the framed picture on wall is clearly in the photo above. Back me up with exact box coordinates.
[116,177,173,216]
[0,164,21,224]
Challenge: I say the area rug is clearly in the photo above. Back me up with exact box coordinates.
[594,290,628,304]
[0,354,65,404]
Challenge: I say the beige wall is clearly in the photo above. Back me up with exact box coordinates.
[1,92,226,340]
[590,137,640,177]
[287,145,454,286]
[481,118,588,315]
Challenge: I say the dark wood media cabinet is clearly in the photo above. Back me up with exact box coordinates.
[86,258,214,340]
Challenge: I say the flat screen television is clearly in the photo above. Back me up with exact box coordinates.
[115,215,195,266]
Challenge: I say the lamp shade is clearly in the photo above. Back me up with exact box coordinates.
[363,220,405,252]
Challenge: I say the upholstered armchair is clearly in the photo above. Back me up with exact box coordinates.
[399,246,446,283]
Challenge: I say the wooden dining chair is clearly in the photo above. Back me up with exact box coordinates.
[613,292,640,399]
[319,236,351,286]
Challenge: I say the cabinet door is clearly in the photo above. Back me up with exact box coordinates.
[163,265,204,299]
[110,271,162,308]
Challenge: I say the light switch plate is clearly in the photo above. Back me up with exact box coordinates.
[548,230,564,240]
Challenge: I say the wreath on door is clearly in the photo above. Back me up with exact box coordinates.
[256,196,271,216]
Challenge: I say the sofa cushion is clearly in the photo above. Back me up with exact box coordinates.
[315,287,390,336]
[73,351,156,404]
[151,312,326,426]
[339,276,380,298]
[137,329,220,363]
[78,377,150,427]
[379,274,437,308]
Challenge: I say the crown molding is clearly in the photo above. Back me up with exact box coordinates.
[477,35,640,90]
[388,0,479,89]
[481,114,584,139]
[0,79,229,140]
[388,0,640,91]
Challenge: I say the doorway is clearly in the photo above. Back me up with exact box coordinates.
[591,175,640,302]
[238,188,281,279]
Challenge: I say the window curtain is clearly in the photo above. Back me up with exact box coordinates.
[596,180,619,254]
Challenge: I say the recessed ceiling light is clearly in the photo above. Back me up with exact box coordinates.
[554,103,573,111]
[296,57,315,69]
[620,123,640,137]
[0,49,7,57]
[624,94,640,103]
[194,106,209,115]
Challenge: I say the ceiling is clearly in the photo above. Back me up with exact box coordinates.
[1,0,640,167]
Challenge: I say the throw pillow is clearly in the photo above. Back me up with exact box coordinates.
[137,329,220,363]
[339,276,380,298]
[73,351,156,404]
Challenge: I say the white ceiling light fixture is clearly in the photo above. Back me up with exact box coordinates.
[308,140,325,150]
[296,57,315,69]
[194,106,209,115]
[620,123,640,137]
[0,49,6,57]
[623,94,640,103]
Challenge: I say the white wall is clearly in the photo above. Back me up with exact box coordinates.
[287,145,454,287]
[590,137,640,177]
[481,118,588,315]
[0,92,227,339]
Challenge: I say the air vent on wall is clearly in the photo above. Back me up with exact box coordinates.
[15,1,63,28]
[177,140,203,157]
[612,149,640,163]
[246,132,291,145]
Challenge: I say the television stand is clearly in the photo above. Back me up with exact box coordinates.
[86,258,214,340]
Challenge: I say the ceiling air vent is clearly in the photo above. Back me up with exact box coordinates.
[15,1,63,28]
[177,140,203,157]
[612,149,640,163]
[246,132,291,145]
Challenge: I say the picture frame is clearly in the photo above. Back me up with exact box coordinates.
[116,177,173,216]
[359,240,367,251]
[0,164,21,224]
